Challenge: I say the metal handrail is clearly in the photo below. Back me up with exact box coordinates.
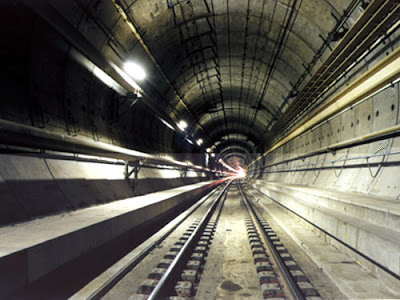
[0,119,215,173]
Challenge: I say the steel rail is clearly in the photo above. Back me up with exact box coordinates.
[76,186,223,300]
[252,186,400,282]
[147,179,232,300]
[238,182,306,300]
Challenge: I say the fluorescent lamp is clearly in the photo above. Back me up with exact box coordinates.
[160,118,175,131]
[178,120,188,131]
[124,62,146,80]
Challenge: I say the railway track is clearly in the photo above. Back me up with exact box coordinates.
[238,182,320,300]
[132,180,231,299]
[87,180,325,300]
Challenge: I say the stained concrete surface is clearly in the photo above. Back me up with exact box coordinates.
[196,187,263,300]
[0,154,208,226]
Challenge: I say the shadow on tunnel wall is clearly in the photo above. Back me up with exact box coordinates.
[0,177,206,226]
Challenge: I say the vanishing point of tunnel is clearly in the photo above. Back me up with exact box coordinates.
[1,0,400,299]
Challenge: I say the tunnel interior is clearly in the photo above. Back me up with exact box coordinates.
[1,0,400,298]
[3,0,375,167]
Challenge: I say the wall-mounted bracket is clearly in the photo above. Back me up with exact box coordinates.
[180,167,188,178]
[124,160,142,190]
[366,140,389,178]
[318,34,333,51]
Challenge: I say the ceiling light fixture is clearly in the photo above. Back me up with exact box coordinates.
[177,120,188,131]
[124,61,146,80]
[206,148,211,153]
[196,139,203,146]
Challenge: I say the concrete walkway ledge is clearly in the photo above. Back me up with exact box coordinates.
[251,180,400,289]
[0,180,222,297]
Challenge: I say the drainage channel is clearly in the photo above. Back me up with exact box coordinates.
[238,182,321,300]
[132,180,232,300]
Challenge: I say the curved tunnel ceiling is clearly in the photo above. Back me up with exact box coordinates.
[48,0,369,169]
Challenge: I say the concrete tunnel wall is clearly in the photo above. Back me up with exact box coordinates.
[0,153,209,226]
[250,78,400,282]
[2,0,400,295]
[2,1,204,159]
[1,5,220,294]
[0,179,221,297]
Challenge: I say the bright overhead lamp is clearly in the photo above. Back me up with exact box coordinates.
[177,120,188,131]
[124,61,146,80]
[206,148,211,153]
[196,139,203,146]
[211,153,215,157]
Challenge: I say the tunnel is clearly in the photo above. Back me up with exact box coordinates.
[1,0,400,299]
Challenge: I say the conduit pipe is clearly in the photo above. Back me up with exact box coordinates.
[0,119,210,172]
[249,123,400,171]
[250,45,400,167]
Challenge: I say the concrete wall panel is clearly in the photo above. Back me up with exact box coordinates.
[0,181,220,297]
[0,156,70,217]
[0,154,208,226]
[252,82,400,281]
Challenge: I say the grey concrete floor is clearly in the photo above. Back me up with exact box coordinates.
[196,187,263,300]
